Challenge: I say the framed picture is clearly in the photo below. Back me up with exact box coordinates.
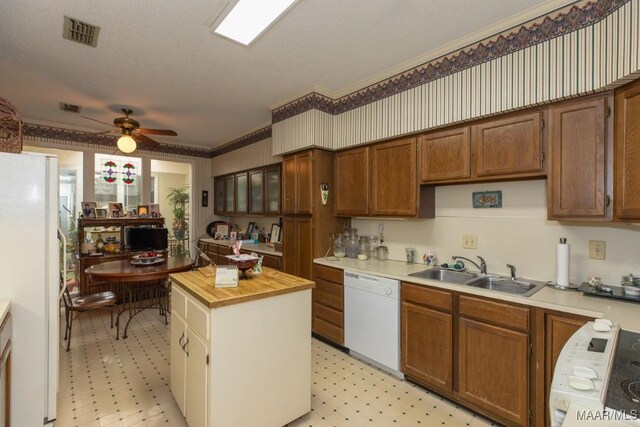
[149,203,160,216]
[95,208,108,219]
[128,209,137,218]
[230,231,237,241]
[108,202,123,216]
[202,190,209,207]
[81,201,97,218]
[246,221,255,236]
[137,205,149,216]
[270,223,280,243]
[111,210,120,218]
[215,223,229,238]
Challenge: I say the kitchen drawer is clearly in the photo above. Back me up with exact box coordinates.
[313,303,342,326]
[314,265,343,284]
[262,254,282,270]
[171,284,187,319]
[186,297,210,341]
[402,282,452,312]
[0,314,10,356]
[313,317,343,345]
[314,279,343,311]
[459,295,529,332]
[218,245,233,256]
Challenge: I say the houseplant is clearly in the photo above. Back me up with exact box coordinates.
[166,186,189,240]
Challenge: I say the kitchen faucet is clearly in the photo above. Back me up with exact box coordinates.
[452,255,487,275]
[507,264,517,280]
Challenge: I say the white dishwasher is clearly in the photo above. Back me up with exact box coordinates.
[344,270,401,377]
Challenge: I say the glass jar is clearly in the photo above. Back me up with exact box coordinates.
[358,236,371,260]
[345,229,359,259]
[332,233,346,258]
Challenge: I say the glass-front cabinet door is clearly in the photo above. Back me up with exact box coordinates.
[214,177,225,215]
[265,166,281,215]
[249,170,264,214]
[224,175,235,214]
[235,173,248,214]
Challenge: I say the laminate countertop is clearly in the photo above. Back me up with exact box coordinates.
[315,257,640,332]
[199,238,282,257]
[169,266,314,309]
[0,300,9,325]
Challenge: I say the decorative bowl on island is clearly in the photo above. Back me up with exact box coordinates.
[225,255,259,279]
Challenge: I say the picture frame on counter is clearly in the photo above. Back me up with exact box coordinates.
[270,223,280,243]
[246,222,255,236]
[216,223,229,238]
[149,203,160,216]
[95,208,108,219]
[82,201,96,218]
[230,231,237,241]
[137,205,149,216]
[111,210,120,218]
[108,202,123,216]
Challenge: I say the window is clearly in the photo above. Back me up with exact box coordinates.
[95,154,141,211]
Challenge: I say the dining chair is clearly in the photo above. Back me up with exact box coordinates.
[60,275,118,351]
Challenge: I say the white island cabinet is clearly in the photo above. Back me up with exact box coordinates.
[169,267,314,427]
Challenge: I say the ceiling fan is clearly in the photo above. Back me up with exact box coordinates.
[82,108,178,153]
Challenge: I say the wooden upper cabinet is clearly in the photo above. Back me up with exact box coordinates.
[335,147,369,216]
[224,175,235,215]
[419,126,471,183]
[295,152,313,214]
[548,95,611,220]
[214,176,225,215]
[369,136,418,216]
[475,111,544,177]
[615,79,640,220]
[248,169,264,214]
[264,166,281,215]
[235,172,248,214]
[282,156,297,214]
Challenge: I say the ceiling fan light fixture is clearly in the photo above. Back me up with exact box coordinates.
[117,134,136,153]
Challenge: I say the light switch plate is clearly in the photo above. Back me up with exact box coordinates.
[589,240,606,260]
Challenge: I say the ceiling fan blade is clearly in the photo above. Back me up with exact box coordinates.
[93,130,120,135]
[132,132,159,145]
[81,115,117,128]
[138,128,178,136]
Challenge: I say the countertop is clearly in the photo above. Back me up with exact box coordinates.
[314,257,640,332]
[199,238,282,257]
[170,266,314,308]
[0,300,9,325]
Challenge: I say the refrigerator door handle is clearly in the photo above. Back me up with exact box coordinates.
[58,228,66,300]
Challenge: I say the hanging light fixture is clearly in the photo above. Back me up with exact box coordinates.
[117,130,136,153]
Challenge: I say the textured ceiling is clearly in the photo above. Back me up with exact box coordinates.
[0,0,574,149]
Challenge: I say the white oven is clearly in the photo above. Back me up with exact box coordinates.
[550,320,640,426]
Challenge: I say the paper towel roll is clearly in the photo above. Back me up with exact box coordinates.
[556,238,570,287]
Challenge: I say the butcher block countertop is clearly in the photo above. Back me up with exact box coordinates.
[169,266,314,308]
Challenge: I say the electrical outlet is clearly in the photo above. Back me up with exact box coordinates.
[462,234,477,249]
[589,240,606,260]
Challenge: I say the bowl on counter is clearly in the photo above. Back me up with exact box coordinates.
[624,286,640,297]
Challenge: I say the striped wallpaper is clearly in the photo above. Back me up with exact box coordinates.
[272,0,640,155]
[211,137,281,176]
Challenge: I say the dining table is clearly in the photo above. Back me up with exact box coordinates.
[85,255,195,338]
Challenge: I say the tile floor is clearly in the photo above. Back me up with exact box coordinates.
[56,309,495,427]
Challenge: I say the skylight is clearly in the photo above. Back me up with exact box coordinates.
[213,0,298,46]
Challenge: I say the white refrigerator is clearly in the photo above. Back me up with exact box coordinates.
[0,151,59,425]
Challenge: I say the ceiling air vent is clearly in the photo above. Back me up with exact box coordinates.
[63,16,100,47]
[59,102,82,114]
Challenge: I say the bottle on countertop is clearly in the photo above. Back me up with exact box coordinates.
[95,234,104,253]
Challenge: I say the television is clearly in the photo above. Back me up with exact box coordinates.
[127,227,168,252]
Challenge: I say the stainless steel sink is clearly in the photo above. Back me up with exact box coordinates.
[408,268,545,297]
[408,267,478,284]
[465,276,545,297]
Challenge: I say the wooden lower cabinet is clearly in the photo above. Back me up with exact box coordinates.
[283,217,313,280]
[458,317,529,426]
[312,265,344,345]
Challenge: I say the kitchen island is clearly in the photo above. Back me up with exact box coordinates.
[169,266,314,427]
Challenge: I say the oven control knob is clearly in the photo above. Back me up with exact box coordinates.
[572,366,598,379]
[384,287,392,296]
[568,376,595,391]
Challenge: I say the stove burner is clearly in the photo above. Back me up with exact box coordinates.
[632,360,640,369]
[632,341,640,354]
[621,380,640,403]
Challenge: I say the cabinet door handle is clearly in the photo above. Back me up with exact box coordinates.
[605,195,611,207]
[183,337,189,357]
[178,332,185,347]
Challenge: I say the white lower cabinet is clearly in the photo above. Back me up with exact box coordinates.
[171,285,209,427]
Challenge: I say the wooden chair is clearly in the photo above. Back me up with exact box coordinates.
[60,276,118,351]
